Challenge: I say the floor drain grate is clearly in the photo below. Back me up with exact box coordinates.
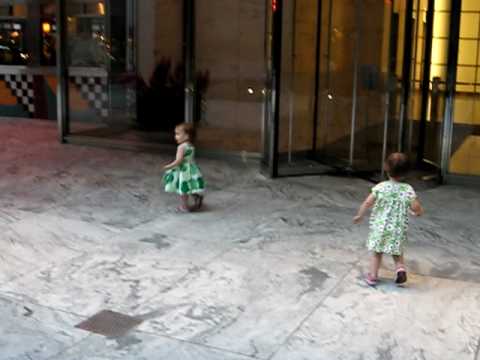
[75,310,143,338]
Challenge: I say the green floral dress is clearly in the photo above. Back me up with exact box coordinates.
[163,143,205,195]
[367,180,417,255]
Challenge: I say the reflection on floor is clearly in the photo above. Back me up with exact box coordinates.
[70,123,262,153]
[450,135,480,175]
[1,118,480,359]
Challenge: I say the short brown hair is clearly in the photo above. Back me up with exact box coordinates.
[385,152,410,178]
[176,122,196,142]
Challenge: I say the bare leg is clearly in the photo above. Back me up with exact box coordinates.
[178,195,190,212]
[193,194,204,210]
[392,254,405,269]
[370,252,383,279]
[392,254,407,284]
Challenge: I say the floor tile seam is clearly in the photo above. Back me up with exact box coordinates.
[0,290,158,349]
[237,244,480,285]
[45,333,96,360]
[2,179,117,229]
[0,276,93,318]
[132,246,239,310]
[17,303,261,360]
[265,255,363,360]
[5,218,122,261]
[0,254,193,321]
[131,329,263,359]
[0,268,194,330]
[475,336,480,360]
[44,329,262,360]
[130,271,199,312]
[1,240,229,319]
[3,255,476,336]
[0,250,91,289]
[1,202,62,229]
[286,197,480,224]
[2,158,89,186]
[132,243,348,359]
[0,223,131,286]
[387,271,480,286]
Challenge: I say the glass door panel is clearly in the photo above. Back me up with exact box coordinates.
[66,0,124,136]
[134,0,184,141]
[422,0,450,168]
[352,0,394,173]
[276,0,324,175]
[383,0,409,164]
[272,0,393,176]
[0,1,57,121]
[387,0,444,181]
[406,0,426,156]
[262,0,276,174]
[449,1,480,176]
[66,0,184,145]
[315,0,356,169]
[193,0,265,153]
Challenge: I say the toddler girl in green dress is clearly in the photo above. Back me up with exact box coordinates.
[354,153,424,286]
[163,123,205,212]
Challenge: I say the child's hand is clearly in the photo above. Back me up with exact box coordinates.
[353,194,374,225]
[410,199,424,217]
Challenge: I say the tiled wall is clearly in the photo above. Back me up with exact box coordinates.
[0,71,109,120]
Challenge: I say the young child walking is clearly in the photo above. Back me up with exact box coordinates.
[354,152,424,286]
[163,123,205,212]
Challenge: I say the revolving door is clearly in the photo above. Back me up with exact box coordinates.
[262,0,458,181]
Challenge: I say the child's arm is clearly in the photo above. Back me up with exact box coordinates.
[353,194,375,224]
[410,199,424,216]
[163,146,185,170]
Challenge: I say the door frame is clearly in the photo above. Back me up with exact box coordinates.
[262,0,282,177]
[401,0,462,183]
[441,0,461,181]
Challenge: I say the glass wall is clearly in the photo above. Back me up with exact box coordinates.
[0,1,28,65]
[276,0,320,173]
[405,0,427,156]
[420,0,449,167]
[63,0,266,152]
[382,0,446,173]
[273,0,393,175]
[66,0,131,138]
[449,0,480,176]
[66,0,184,145]
[265,0,477,181]
[3,0,471,180]
[349,0,392,172]
[135,0,184,138]
[193,0,266,153]
[0,0,57,66]
[0,0,57,120]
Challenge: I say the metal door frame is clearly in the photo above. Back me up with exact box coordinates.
[441,0,461,181]
[416,0,435,166]
[262,0,282,177]
[56,0,68,141]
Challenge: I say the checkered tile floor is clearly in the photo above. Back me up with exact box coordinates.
[2,74,35,115]
[73,76,109,118]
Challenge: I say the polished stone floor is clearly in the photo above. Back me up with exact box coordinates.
[1,118,480,360]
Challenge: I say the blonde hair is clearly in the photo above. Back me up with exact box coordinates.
[176,122,196,143]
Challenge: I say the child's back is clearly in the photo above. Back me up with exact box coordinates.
[368,180,416,256]
[354,152,424,286]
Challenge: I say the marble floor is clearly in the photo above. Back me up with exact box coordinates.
[1,118,480,360]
